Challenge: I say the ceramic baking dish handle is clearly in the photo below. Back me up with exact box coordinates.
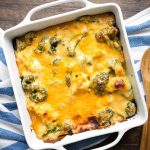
[92,129,128,150]
[23,0,96,23]
[57,129,128,150]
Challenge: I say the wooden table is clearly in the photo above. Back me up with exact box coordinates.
[0,0,149,150]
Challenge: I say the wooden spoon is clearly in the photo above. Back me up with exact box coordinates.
[140,48,150,150]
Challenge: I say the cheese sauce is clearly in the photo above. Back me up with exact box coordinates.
[15,13,135,142]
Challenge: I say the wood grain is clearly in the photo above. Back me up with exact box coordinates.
[140,49,150,150]
[0,0,150,30]
[0,0,149,150]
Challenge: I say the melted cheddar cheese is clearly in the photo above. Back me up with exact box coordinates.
[14,13,136,142]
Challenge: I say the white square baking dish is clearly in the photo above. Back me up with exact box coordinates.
[0,0,148,149]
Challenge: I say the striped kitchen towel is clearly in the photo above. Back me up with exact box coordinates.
[0,7,150,150]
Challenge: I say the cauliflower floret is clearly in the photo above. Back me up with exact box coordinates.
[108,59,125,76]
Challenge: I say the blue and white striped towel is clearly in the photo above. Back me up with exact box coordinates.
[0,7,150,150]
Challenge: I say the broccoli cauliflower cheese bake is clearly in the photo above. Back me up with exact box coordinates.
[13,12,136,142]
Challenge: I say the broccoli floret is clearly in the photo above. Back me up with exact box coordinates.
[43,124,73,142]
[29,87,48,103]
[125,101,136,118]
[13,31,37,51]
[67,32,87,57]
[48,36,61,54]
[43,121,74,141]
[91,72,109,95]
[98,108,114,127]
[34,38,46,54]
[95,26,118,42]
[95,26,121,50]
[14,38,27,51]
[43,124,66,141]
[21,75,48,103]
[25,31,37,46]
[21,75,35,90]
[77,15,99,23]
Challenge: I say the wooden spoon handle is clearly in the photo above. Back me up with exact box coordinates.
[140,81,150,150]
[140,119,150,150]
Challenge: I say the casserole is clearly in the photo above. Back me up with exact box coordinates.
[0,0,148,149]
[14,12,136,142]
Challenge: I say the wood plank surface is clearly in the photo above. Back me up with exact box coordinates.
[0,0,149,150]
